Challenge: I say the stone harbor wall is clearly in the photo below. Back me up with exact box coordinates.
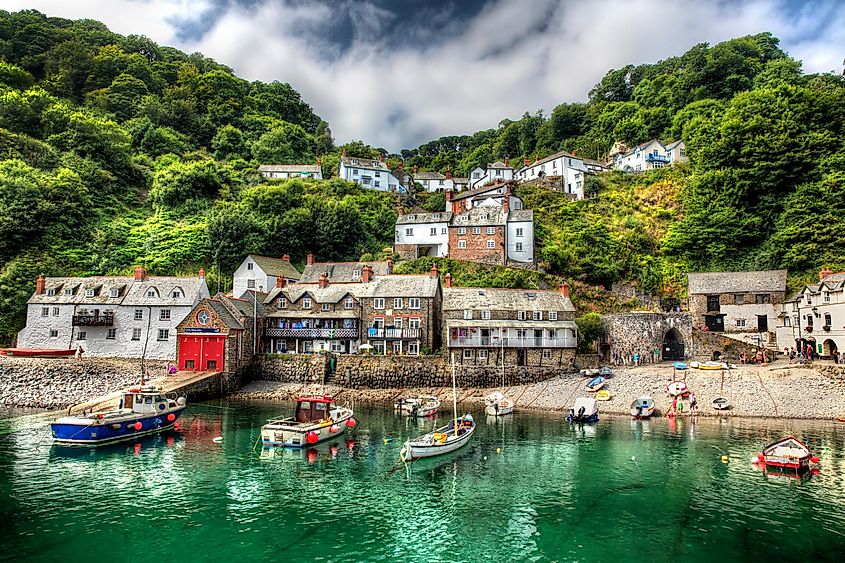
[0,356,167,408]
[692,329,771,362]
[258,353,329,384]
[602,312,693,363]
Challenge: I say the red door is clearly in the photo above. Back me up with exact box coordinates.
[178,335,225,372]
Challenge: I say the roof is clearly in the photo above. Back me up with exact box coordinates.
[340,155,389,170]
[582,158,608,169]
[451,182,508,201]
[451,207,507,226]
[529,149,581,168]
[29,275,208,306]
[247,255,302,280]
[396,212,452,225]
[443,287,575,312]
[488,161,512,169]
[687,270,788,294]
[508,210,533,222]
[258,164,321,174]
[621,139,666,158]
[207,298,245,329]
[266,310,359,319]
[452,177,469,184]
[228,292,266,317]
[414,171,446,180]
[665,140,684,150]
[265,275,439,306]
[800,273,845,295]
[299,261,392,284]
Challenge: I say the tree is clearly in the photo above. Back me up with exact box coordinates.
[211,124,247,160]
[252,122,315,164]
[576,312,604,354]
[149,158,226,209]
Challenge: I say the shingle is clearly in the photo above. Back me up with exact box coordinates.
[299,261,391,283]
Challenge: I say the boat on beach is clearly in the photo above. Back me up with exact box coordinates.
[261,395,355,448]
[666,381,688,397]
[757,436,818,473]
[566,397,599,423]
[673,362,688,370]
[51,385,186,445]
[1,348,76,358]
[599,366,613,377]
[595,389,611,401]
[630,396,655,418]
[585,376,606,392]
[394,395,441,417]
[712,397,731,410]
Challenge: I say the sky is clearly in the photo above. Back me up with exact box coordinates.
[5,0,844,151]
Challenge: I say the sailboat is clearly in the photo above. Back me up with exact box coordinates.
[485,338,514,417]
[400,353,476,462]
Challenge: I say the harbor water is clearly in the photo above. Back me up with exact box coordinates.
[1,402,845,561]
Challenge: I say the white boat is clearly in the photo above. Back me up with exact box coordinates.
[566,397,599,423]
[666,381,688,397]
[484,391,514,416]
[712,397,731,410]
[261,395,355,448]
[630,396,655,418]
[394,395,441,417]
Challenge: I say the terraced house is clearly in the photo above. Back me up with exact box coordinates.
[338,149,413,192]
[232,254,301,299]
[777,268,845,359]
[17,268,209,359]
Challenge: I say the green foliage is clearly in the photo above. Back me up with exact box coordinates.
[575,312,603,354]
[149,158,228,210]
[251,121,315,164]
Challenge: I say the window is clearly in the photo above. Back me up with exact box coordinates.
[487,240,495,249]
[41,307,49,317]
[707,295,720,312]
[132,328,142,341]
[331,341,343,353]
[408,342,419,355]
[374,181,380,188]
[806,295,812,305]
[247,279,256,289]
[353,169,358,175]
[487,227,496,234]
[515,242,523,252]
[755,294,770,304]
[793,315,799,327]
[464,310,473,320]
[473,172,480,179]
[394,318,403,329]
[49,330,58,338]
[463,349,473,359]
[472,227,481,235]
[441,228,447,235]
[824,313,832,327]
[478,350,488,360]
[146,288,159,298]
[806,314,814,327]
[409,317,421,329]
[405,228,414,236]
[171,289,183,298]
[109,288,120,298]
[157,329,169,341]
[247,262,253,270]
[735,294,745,305]
[409,298,420,309]
[479,310,490,320]
[735,319,746,328]
[495,170,501,176]
[64,288,74,296]
[458,240,467,249]
[431,228,437,236]
[107,328,116,340]
[783,316,791,327]
[77,331,86,340]
[518,311,525,320]
[824,293,830,303]
[533,311,542,321]
[303,297,312,309]
[374,298,385,310]
[352,269,361,279]
[516,228,523,237]
[458,227,466,235]
[85,289,95,298]
[278,298,287,309]
[393,341,402,354]
[394,298,403,309]
[160,309,171,321]
[52,307,60,317]
[543,349,552,360]
[345,297,354,309]
[134,309,143,320]
[46,288,56,296]
[321,303,331,312]
[516,329,526,339]
[549,311,558,321]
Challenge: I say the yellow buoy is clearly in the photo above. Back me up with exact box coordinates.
[721,455,729,463]
[496,447,502,454]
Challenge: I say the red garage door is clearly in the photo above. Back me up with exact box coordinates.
[178,334,225,372]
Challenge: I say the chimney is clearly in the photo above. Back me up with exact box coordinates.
[398,162,403,170]
[820,267,833,281]
[307,253,314,265]
[524,158,531,166]
[134,266,147,282]
[430,262,439,278]
[444,272,452,288]
[282,254,290,262]
[276,276,286,289]
[386,258,393,274]
[445,190,452,202]
[571,150,577,156]
[413,165,418,175]
[504,158,509,167]
[35,273,45,295]
[495,178,502,185]
[316,157,321,166]
[559,281,571,299]
[341,147,347,157]
[198,268,205,279]
[445,170,452,180]
[319,273,329,288]
[362,265,372,283]
[503,197,509,213]
[379,153,385,162]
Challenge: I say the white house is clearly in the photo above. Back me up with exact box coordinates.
[776,269,845,359]
[468,161,514,189]
[516,151,588,199]
[232,254,302,298]
[413,170,455,192]
[611,139,687,172]
[395,211,453,259]
[666,140,688,165]
[17,268,209,360]
[448,181,523,213]
[338,149,412,192]
[258,164,323,180]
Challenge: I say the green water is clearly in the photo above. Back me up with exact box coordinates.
[1,402,845,562]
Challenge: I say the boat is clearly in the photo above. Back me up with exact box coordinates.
[580,368,601,377]
[757,436,818,472]
[261,395,355,448]
[1,348,76,358]
[585,376,606,392]
[630,396,655,418]
[666,381,688,396]
[51,385,186,445]
[567,397,599,423]
[394,395,441,417]
[400,353,476,462]
[595,389,612,401]
[712,397,731,410]
[673,362,688,370]
[689,361,700,369]
[599,366,613,377]
[484,391,514,416]
[698,361,724,370]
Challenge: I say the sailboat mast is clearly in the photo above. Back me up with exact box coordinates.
[501,335,505,388]
[451,352,458,436]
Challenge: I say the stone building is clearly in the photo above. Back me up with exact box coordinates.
[258,164,323,180]
[299,254,392,283]
[442,275,577,367]
[601,312,693,363]
[18,268,209,359]
[232,254,301,298]
[687,270,787,347]
[777,268,845,359]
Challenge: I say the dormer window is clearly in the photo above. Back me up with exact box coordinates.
[146,287,159,298]
[345,297,354,309]
[171,289,183,298]
[353,269,361,279]
[109,288,120,298]
[64,288,74,296]
[46,288,56,296]
[278,298,287,309]
[321,303,330,312]
[303,297,312,309]
[85,289,95,297]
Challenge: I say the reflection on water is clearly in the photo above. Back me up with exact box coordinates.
[1,402,844,562]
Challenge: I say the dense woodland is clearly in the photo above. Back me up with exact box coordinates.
[0,10,843,342]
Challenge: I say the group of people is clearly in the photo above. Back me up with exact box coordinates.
[610,347,662,367]
[738,349,769,364]
[786,344,821,364]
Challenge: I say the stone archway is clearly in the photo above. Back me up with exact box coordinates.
[662,328,685,361]
[823,338,838,357]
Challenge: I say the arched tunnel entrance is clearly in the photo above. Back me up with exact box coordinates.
[662,328,685,361]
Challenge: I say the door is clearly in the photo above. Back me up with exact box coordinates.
[517,349,526,366]
[757,315,768,332]
[705,315,724,332]
[481,329,490,345]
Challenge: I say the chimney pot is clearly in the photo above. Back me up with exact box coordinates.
[134,266,147,282]
[319,273,329,288]
[35,273,45,295]
[387,258,393,274]
[276,276,286,289]
[524,158,531,166]
[341,147,347,157]
[379,153,385,162]
[282,254,290,262]
[430,262,439,278]
[445,170,452,180]
[445,272,452,288]
[198,268,205,279]
[362,265,372,283]
[504,158,509,167]
[307,253,314,265]
[560,281,571,299]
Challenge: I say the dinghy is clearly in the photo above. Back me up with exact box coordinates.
[566,397,599,423]
[394,395,441,417]
[712,397,730,410]
[630,396,655,418]
[484,391,514,416]
[595,389,612,401]
[599,366,613,377]
[673,362,688,370]
[757,436,818,472]
[585,376,606,392]
[698,361,723,370]
[666,381,688,397]
[689,361,700,369]
[580,368,601,377]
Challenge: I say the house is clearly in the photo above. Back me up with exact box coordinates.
[448,180,523,214]
[451,177,469,191]
[232,254,301,298]
[516,151,588,199]
[176,293,261,372]
[776,268,845,359]
[17,268,209,360]
[262,264,441,355]
[665,140,688,165]
[468,161,514,189]
[258,164,323,180]
[442,275,577,367]
[687,270,787,346]
[582,158,609,174]
[338,149,413,192]
[413,169,455,192]
[612,139,671,172]
[395,211,452,259]
[299,254,393,283]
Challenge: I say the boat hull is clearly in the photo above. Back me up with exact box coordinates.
[712,397,731,410]
[51,407,186,445]
[261,412,354,448]
[485,405,514,416]
[1,348,76,358]
[401,426,475,460]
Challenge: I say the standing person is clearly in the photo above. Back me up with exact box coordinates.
[75,345,84,360]
[633,352,639,366]
[789,348,796,363]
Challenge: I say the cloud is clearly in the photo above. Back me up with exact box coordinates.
[5,0,844,151]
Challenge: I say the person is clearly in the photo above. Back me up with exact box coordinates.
[633,352,639,366]
[75,345,84,360]
[168,362,177,375]
[756,349,763,364]
[690,392,698,414]
[789,348,796,363]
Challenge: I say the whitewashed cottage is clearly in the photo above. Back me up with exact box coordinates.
[258,164,323,180]
[232,254,302,299]
[338,149,413,192]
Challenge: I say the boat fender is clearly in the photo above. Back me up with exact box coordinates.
[346,418,357,428]
[329,424,339,433]
[306,431,319,444]
[757,452,765,461]
[133,421,142,430]
[810,455,820,463]
[167,413,176,422]
[159,403,166,411]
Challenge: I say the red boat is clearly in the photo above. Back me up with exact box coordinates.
[758,436,818,472]
[0,348,76,358]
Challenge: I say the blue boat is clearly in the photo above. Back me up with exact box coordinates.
[51,386,187,446]
[585,376,606,392]
[673,362,688,370]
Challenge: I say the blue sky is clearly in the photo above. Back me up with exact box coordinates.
[6,0,844,151]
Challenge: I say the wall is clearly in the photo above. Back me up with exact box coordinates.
[506,219,534,262]
[448,223,505,264]
[258,353,329,384]
[602,312,693,362]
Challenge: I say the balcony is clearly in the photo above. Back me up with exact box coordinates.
[72,313,114,326]
[367,328,422,339]
[448,335,577,348]
[265,327,358,339]
[645,153,670,163]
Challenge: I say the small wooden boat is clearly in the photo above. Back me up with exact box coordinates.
[484,391,514,416]
[1,348,76,358]
[666,381,688,397]
[585,376,606,392]
[630,396,655,418]
[712,397,731,410]
[400,414,476,461]
[595,389,611,401]
[689,361,700,369]
[567,397,599,423]
[394,395,440,417]
[698,361,724,370]
[580,368,601,377]
[599,366,613,377]
[758,436,818,472]
[261,395,355,448]
[51,386,186,445]
[673,362,688,370]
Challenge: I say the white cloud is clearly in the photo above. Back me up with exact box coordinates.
[5,0,844,151]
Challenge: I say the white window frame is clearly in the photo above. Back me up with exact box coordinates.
[458,240,467,249]
[52,307,60,317]
[478,350,488,360]
[409,298,420,309]
[131,328,142,341]
[278,298,287,309]
[321,303,331,312]
[486,240,495,249]
[472,227,481,235]
[463,310,473,320]
[463,349,473,359]
[49,330,58,338]
[482,310,490,320]
[394,298,403,309]
[109,288,120,298]
[409,317,421,329]
[157,329,169,340]
[246,262,253,270]
[549,312,558,321]
[41,307,49,317]
[518,311,525,320]
[85,288,95,298]
[134,309,143,320]
[77,331,86,340]
[405,228,414,236]
[247,279,256,289]
[487,227,495,235]
[344,297,354,309]
[160,309,171,321]
[302,297,312,309]
[543,349,552,360]
[106,328,116,340]
[515,242,523,252]
[407,341,419,355]
[458,227,466,235]
[533,311,542,321]
[374,298,385,310]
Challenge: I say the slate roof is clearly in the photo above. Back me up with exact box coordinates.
[340,156,389,170]
[621,139,666,158]
[264,275,439,306]
[207,298,245,330]
[488,161,512,169]
[30,275,208,307]
[529,149,581,168]
[443,287,575,312]
[451,183,507,201]
[396,212,453,225]
[230,291,266,317]
[451,207,507,226]
[446,319,578,330]
[803,273,845,294]
[665,140,684,151]
[414,171,446,180]
[258,164,321,174]
[508,210,533,222]
[687,270,788,294]
[248,255,302,280]
[299,261,392,284]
